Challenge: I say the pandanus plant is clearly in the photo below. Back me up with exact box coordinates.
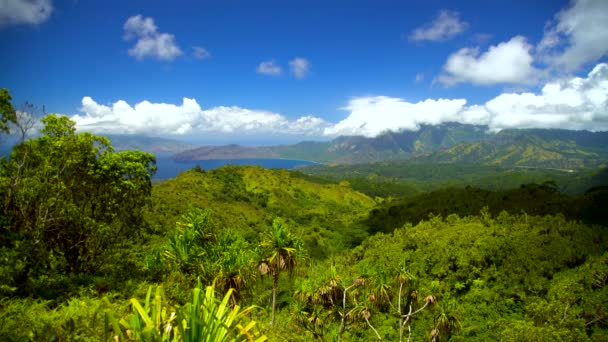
[163,208,215,273]
[258,218,304,326]
[429,302,461,342]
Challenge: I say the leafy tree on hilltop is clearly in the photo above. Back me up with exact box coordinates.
[0,88,17,139]
[0,114,156,294]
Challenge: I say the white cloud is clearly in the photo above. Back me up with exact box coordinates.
[409,10,468,42]
[324,96,469,137]
[483,62,608,131]
[325,63,608,136]
[256,60,282,76]
[0,0,52,26]
[69,62,608,139]
[415,73,425,83]
[438,36,538,86]
[538,0,608,71]
[289,57,311,79]
[192,46,211,60]
[123,15,182,61]
[71,97,328,136]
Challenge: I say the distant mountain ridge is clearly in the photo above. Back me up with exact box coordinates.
[173,123,489,163]
[104,134,198,155]
[172,123,608,168]
[418,128,608,168]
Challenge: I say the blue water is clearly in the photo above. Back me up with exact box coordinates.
[153,156,319,179]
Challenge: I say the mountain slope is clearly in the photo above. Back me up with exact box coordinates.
[104,134,198,155]
[172,124,608,167]
[418,129,608,169]
[172,123,491,163]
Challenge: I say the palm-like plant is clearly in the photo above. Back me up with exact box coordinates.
[163,208,215,273]
[290,302,328,340]
[367,269,393,311]
[319,265,343,306]
[107,283,267,341]
[430,302,461,342]
[110,285,179,341]
[258,218,304,326]
[210,231,256,306]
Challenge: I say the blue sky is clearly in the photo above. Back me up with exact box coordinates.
[1,0,607,144]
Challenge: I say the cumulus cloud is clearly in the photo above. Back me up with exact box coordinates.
[289,57,311,79]
[324,97,469,137]
[538,0,608,71]
[483,62,608,131]
[325,63,608,136]
[69,61,608,139]
[70,63,608,139]
[0,0,52,26]
[70,97,328,136]
[438,36,538,86]
[123,15,182,61]
[409,10,468,42]
[256,60,282,76]
[192,46,211,60]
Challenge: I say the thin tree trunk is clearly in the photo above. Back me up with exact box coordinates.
[271,268,280,326]
[364,315,382,340]
[338,284,356,342]
[402,300,431,319]
[406,304,412,342]
[398,283,403,342]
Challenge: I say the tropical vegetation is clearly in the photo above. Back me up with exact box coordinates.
[0,88,607,340]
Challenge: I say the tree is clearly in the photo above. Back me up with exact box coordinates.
[12,101,40,142]
[258,218,303,326]
[0,88,17,136]
[0,114,156,280]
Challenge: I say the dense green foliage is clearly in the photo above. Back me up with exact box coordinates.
[0,92,607,340]
[308,213,608,341]
[1,114,156,299]
[364,183,608,235]
[303,161,608,197]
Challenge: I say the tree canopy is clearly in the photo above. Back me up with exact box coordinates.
[0,88,17,135]
[0,113,156,296]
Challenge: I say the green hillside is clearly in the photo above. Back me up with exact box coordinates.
[147,165,376,259]
[419,140,605,169]
[302,161,608,197]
